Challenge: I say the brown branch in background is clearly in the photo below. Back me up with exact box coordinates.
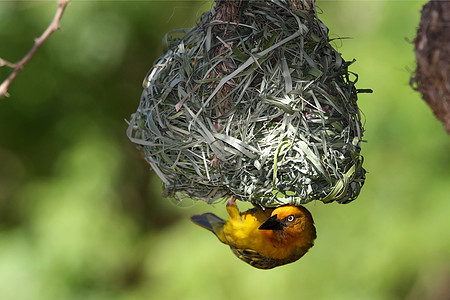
[0,0,70,99]
[411,0,450,133]
[0,58,17,69]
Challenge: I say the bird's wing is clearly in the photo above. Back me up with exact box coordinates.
[229,246,281,270]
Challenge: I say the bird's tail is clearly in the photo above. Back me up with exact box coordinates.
[190,213,226,237]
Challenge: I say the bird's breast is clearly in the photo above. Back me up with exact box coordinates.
[222,217,297,260]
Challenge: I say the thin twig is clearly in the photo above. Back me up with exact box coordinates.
[0,58,17,69]
[0,0,70,98]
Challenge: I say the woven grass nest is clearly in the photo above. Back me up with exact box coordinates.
[127,0,368,207]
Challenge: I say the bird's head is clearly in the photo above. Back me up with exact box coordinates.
[258,205,316,246]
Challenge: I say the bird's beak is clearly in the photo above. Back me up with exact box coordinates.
[259,214,285,231]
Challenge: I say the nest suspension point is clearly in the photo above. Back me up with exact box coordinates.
[127,0,368,207]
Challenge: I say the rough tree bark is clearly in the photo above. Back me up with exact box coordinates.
[411,0,450,133]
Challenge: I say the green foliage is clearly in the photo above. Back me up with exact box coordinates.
[0,1,449,300]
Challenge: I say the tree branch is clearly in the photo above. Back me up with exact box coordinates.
[0,0,70,99]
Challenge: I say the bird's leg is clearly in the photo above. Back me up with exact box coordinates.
[226,196,240,219]
[226,196,236,206]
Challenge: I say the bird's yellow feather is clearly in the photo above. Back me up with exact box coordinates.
[191,197,316,269]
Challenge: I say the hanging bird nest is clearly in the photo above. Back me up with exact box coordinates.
[127,0,367,207]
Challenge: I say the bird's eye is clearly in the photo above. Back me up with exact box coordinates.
[287,215,295,222]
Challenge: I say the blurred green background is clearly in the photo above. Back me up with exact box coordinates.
[0,1,449,299]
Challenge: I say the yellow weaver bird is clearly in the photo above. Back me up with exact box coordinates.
[190,197,316,269]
